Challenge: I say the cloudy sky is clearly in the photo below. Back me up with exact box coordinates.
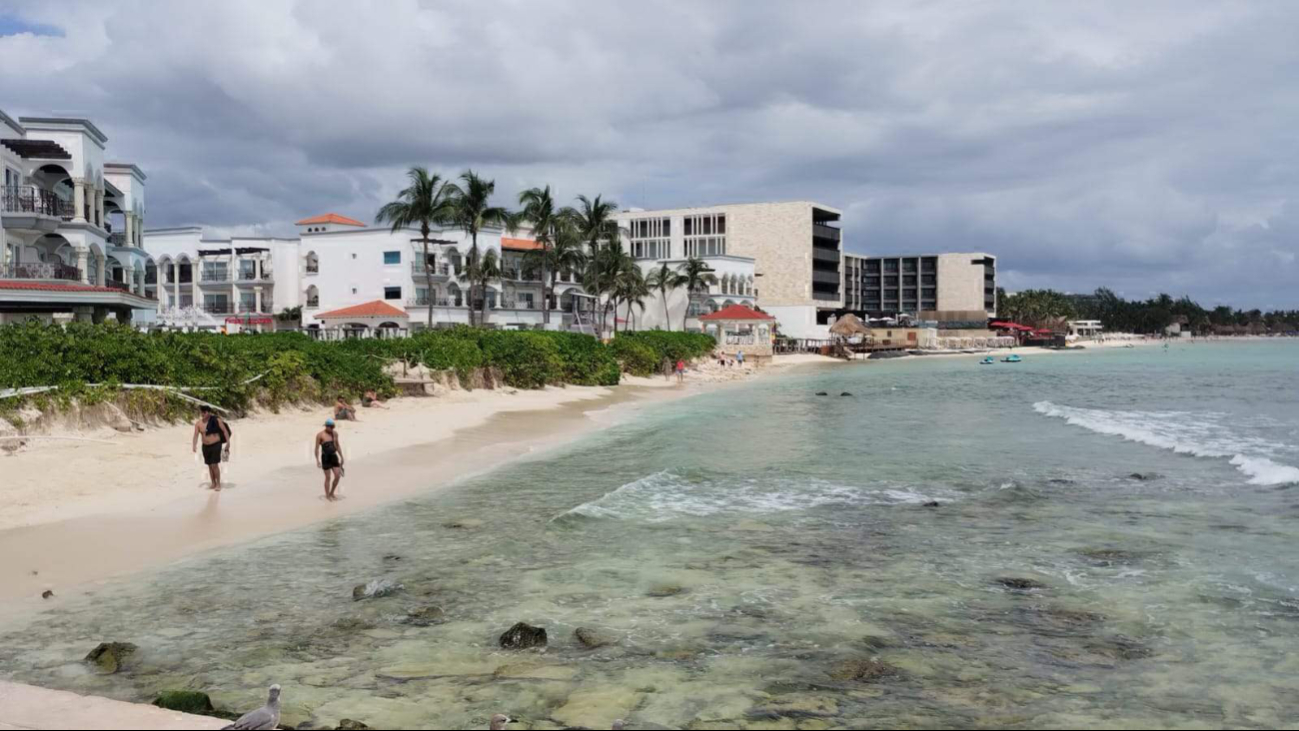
[2,1,1296,308]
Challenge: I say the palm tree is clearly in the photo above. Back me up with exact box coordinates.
[442,170,514,327]
[463,248,502,316]
[562,194,621,254]
[677,257,718,331]
[617,263,650,331]
[375,167,455,329]
[645,261,685,331]
[542,218,587,323]
[518,185,562,326]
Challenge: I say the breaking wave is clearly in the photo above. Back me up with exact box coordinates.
[1033,401,1299,487]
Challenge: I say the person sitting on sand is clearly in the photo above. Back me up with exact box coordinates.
[335,395,358,421]
[361,389,387,409]
[191,404,230,491]
[315,418,345,501]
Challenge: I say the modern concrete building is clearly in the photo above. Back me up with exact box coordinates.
[0,108,157,325]
[615,201,842,338]
[843,252,996,319]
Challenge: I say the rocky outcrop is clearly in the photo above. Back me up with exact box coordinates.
[401,606,445,627]
[85,642,137,673]
[829,658,900,683]
[574,627,615,649]
[996,577,1047,591]
[499,622,548,649]
[351,579,403,601]
[336,720,370,730]
[152,690,214,714]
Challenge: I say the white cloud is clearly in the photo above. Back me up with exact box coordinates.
[0,0,1294,306]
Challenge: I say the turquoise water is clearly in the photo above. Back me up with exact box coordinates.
[2,341,1299,729]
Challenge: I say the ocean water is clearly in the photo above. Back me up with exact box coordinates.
[2,340,1298,729]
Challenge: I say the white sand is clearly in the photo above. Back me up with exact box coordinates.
[0,680,226,730]
[0,381,699,604]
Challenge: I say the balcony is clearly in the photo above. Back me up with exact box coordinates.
[813,223,841,241]
[237,270,273,283]
[812,291,841,302]
[1,185,73,219]
[108,232,127,247]
[238,303,271,314]
[2,262,82,282]
[813,270,841,285]
[305,264,319,276]
[812,247,841,263]
[306,297,320,308]
[411,262,453,278]
[105,279,132,293]
[202,303,233,315]
[200,271,231,283]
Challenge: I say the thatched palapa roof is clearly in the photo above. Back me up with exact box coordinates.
[829,314,872,337]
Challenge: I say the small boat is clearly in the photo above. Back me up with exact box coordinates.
[980,356,996,365]
[1002,354,1023,363]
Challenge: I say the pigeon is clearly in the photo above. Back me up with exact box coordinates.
[489,714,512,730]
[222,684,281,730]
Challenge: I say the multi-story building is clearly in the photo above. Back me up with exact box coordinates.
[144,214,594,334]
[0,108,157,325]
[843,252,997,320]
[614,201,842,338]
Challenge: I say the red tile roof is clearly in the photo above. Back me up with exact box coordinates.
[699,304,775,321]
[315,300,409,320]
[296,213,365,227]
[501,237,544,252]
[0,281,135,294]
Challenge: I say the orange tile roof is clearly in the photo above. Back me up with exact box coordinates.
[501,237,544,252]
[315,300,409,319]
[296,213,365,227]
[698,304,775,322]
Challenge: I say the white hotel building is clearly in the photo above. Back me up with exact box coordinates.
[0,108,157,325]
[144,213,594,334]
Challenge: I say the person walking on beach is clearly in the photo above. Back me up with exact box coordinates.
[737,350,745,367]
[192,405,230,491]
[676,359,686,384]
[315,418,345,501]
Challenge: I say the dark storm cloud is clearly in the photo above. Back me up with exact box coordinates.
[1,0,1295,307]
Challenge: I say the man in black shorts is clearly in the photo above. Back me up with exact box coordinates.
[315,418,345,501]
[191,405,230,490]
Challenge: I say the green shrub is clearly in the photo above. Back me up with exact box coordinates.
[539,331,620,386]
[614,331,716,366]
[610,337,660,377]
[478,331,564,389]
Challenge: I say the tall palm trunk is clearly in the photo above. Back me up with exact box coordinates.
[541,226,551,326]
[661,285,671,331]
[422,222,433,329]
[474,232,489,328]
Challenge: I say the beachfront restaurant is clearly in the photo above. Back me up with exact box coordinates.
[310,299,410,339]
[699,304,775,361]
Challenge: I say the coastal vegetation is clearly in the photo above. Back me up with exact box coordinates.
[999,287,1299,334]
[0,322,715,416]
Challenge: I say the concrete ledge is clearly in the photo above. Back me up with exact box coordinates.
[0,681,226,730]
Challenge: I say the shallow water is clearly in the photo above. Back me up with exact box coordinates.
[3,341,1299,729]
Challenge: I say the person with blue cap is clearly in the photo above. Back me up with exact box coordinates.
[314,417,345,500]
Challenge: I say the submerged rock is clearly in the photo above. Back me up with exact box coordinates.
[152,690,214,715]
[336,720,370,730]
[351,579,403,601]
[401,606,445,627]
[1077,548,1142,566]
[840,392,853,397]
[646,583,687,598]
[499,622,548,649]
[442,518,484,529]
[922,501,941,508]
[815,392,829,397]
[829,658,900,683]
[1128,472,1161,481]
[996,577,1047,592]
[41,590,54,599]
[85,642,137,674]
[575,627,615,649]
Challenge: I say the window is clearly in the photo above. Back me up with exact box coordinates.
[351,287,358,295]
[415,287,429,305]
[351,253,357,259]
[384,251,401,265]
[629,217,671,260]
[384,286,401,300]
[684,213,726,257]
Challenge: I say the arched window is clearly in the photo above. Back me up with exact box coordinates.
[306,285,320,307]
[449,284,463,307]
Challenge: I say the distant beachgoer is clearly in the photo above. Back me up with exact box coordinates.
[315,418,345,501]
[737,350,745,366]
[362,390,387,409]
[676,359,686,383]
[335,396,358,421]
[192,404,230,491]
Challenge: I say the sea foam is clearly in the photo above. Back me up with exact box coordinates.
[1034,401,1299,487]
[559,471,942,522]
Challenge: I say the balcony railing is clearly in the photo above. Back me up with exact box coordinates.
[202,303,233,315]
[237,270,272,282]
[108,232,127,246]
[305,264,319,275]
[105,279,132,292]
[200,271,230,283]
[2,262,83,281]
[306,298,320,308]
[1,186,73,219]
[412,262,453,277]
[237,303,271,314]
[813,223,841,240]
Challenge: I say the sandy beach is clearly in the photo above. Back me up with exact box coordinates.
[0,357,834,609]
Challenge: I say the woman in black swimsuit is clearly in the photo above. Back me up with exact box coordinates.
[315,418,345,501]
[191,405,230,490]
